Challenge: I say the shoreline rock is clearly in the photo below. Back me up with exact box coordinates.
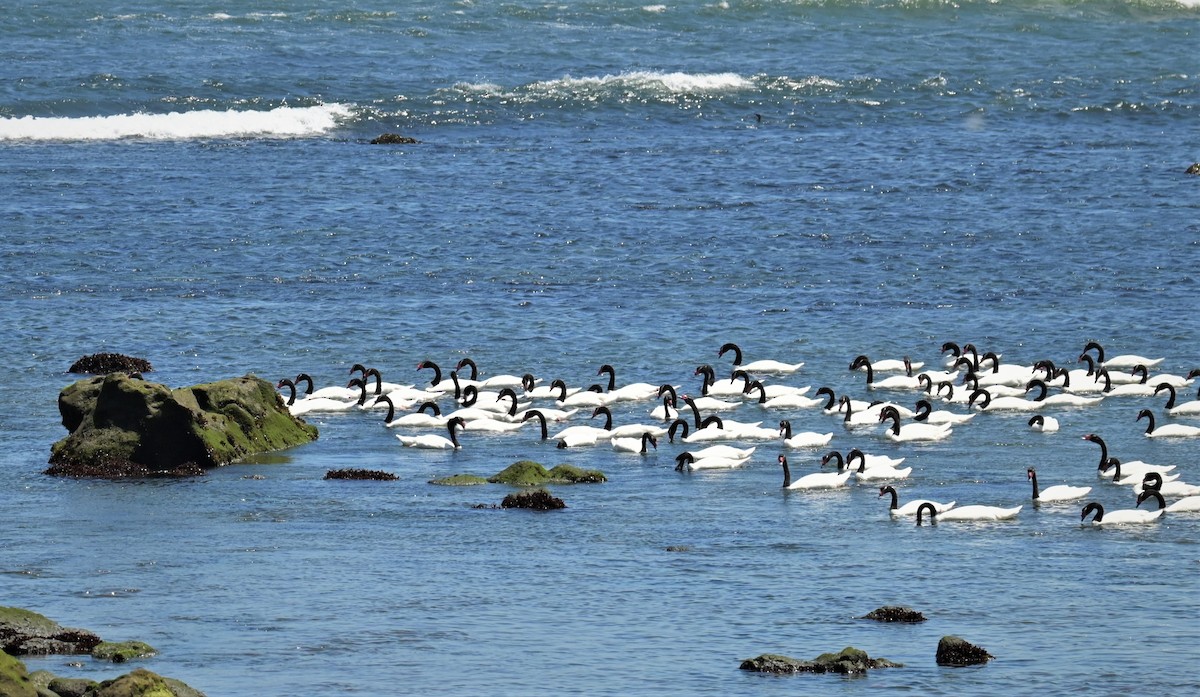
[47,373,318,478]
[324,468,397,481]
[861,606,927,623]
[68,354,152,375]
[936,635,994,666]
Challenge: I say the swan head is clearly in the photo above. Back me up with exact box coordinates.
[1081,501,1103,522]
[1026,467,1035,480]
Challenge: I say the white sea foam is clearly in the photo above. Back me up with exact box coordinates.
[535,70,753,94]
[0,104,353,142]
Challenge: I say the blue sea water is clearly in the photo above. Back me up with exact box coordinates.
[2,0,1199,694]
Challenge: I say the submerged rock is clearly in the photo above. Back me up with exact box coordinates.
[0,606,100,656]
[861,606,927,623]
[487,460,606,486]
[91,641,156,663]
[68,353,153,374]
[429,473,489,486]
[324,468,397,481]
[936,635,994,666]
[47,373,318,478]
[500,489,566,511]
[369,132,418,144]
[1187,162,1200,175]
[740,647,902,674]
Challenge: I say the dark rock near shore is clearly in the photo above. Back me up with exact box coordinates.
[0,606,101,656]
[91,641,156,663]
[91,668,206,697]
[47,373,318,478]
[1187,162,1200,175]
[500,489,566,510]
[936,635,994,666]
[861,606,927,623]
[47,675,98,697]
[68,353,152,375]
[740,647,902,675]
[369,132,418,144]
[324,468,397,481]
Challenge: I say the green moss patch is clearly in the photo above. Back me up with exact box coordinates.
[429,474,489,486]
[487,460,606,486]
[92,641,157,663]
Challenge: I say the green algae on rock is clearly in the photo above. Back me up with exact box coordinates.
[0,649,38,697]
[47,373,318,477]
[92,641,157,663]
[740,647,902,674]
[487,460,606,486]
[91,667,206,697]
[428,473,489,486]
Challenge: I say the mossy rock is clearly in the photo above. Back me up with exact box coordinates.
[487,461,606,486]
[740,647,901,674]
[936,635,993,666]
[48,675,99,697]
[92,641,156,663]
[47,374,318,477]
[91,668,206,697]
[0,650,38,697]
[546,464,606,483]
[428,474,489,486]
[861,606,926,623]
[0,606,100,656]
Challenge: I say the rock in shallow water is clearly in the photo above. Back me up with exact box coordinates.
[47,373,318,478]
[740,647,902,674]
[861,605,927,623]
[936,635,994,666]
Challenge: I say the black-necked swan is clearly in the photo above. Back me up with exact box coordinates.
[849,355,920,390]
[847,448,906,470]
[416,359,455,391]
[675,451,748,472]
[718,342,804,374]
[1081,341,1164,370]
[1155,380,1200,416]
[837,396,879,428]
[396,416,466,450]
[682,415,744,443]
[917,501,1022,523]
[831,450,910,481]
[1027,414,1060,432]
[1133,471,1200,497]
[612,432,658,454]
[521,410,549,440]
[523,373,579,400]
[778,455,850,490]
[376,398,447,428]
[689,444,755,460]
[551,406,615,446]
[1136,488,1200,513]
[454,357,526,389]
[879,486,955,517]
[560,383,617,408]
[1103,458,1179,486]
[778,419,834,449]
[597,364,659,402]
[850,354,925,375]
[912,399,975,425]
[293,372,362,402]
[1081,500,1161,525]
[281,378,368,415]
[878,406,952,442]
[1027,467,1091,503]
[694,364,749,398]
[967,387,1042,413]
[1082,434,1176,478]
[1137,409,1200,438]
[744,380,823,409]
[1023,379,1102,407]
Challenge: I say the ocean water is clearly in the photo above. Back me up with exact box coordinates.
[2,0,1199,694]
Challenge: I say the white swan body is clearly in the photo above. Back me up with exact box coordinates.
[1027,415,1060,432]
[1138,409,1200,438]
[396,417,466,450]
[854,464,912,481]
[611,433,658,454]
[879,486,955,517]
[778,420,834,448]
[688,444,755,460]
[676,452,748,471]
[1134,480,1200,497]
[779,455,850,490]
[1081,501,1162,525]
[1028,467,1091,502]
[878,407,953,442]
[934,504,1023,521]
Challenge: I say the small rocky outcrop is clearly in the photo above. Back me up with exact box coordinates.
[861,606,927,623]
[500,489,566,510]
[68,353,153,375]
[47,373,318,478]
[429,474,489,486]
[324,468,397,481]
[91,641,156,663]
[936,635,994,666]
[740,647,902,675]
[91,668,205,697]
[0,606,100,656]
[369,133,418,144]
[487,460,606,486]
[1187,163,1200,175]
[0,649,38,697]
